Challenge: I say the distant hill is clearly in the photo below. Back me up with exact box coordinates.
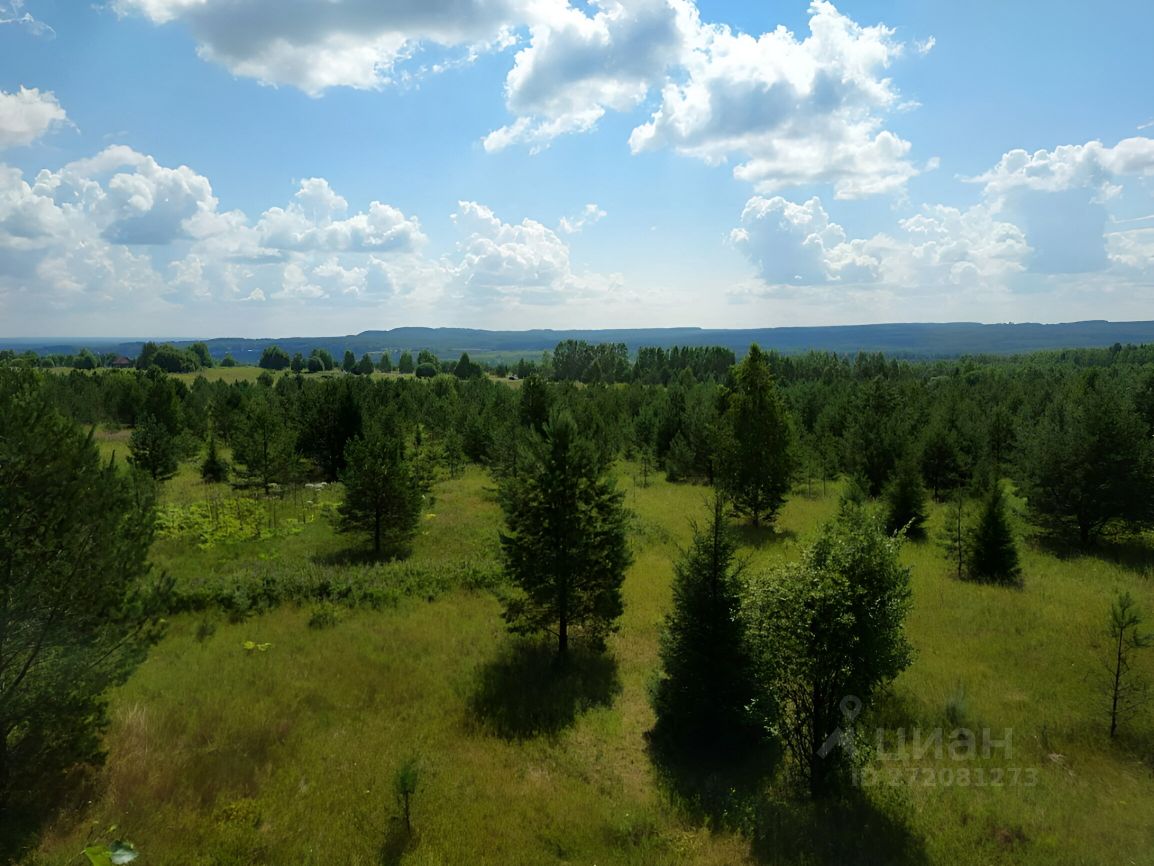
[7,320,1154,362]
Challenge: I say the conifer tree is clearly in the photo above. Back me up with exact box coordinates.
[498,411,631,658]
[337,414,424,558]
[718,344,794,527]
[378,352,394,373]
[967,481,1021,584]
[938,489,968,580]
[354,353,375,375]
[0,372,166,830]
[651,497,760,756]
[200,433,230,483]
[127,413,179,482]
[231,393,299,493]
[883,457,928,538]
[1103,592,1151,739]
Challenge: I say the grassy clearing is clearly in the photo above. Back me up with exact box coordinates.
[29,464,1154,865]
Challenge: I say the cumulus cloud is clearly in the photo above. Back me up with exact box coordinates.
[733,194,1028,290]
[484,0,696,151]
[0,147,435,318]
[113,0,528,95]
[629,1,925,198]
[253,178,426,254]
[450,200,620,303]
[971,137,1154,274]
[972,137,1154,199]
[0,87,69,149]
[113,0,931,200]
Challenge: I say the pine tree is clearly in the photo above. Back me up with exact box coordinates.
[0,372,166,833]
[231,393,299,493]
[499,411,631,658]
[1103,592,1151,739]
[1018,372,1154,544]
[128,413,179,482]
[378,352,394,373]
[718,344,794,527]
[341,350,357,373]
[883,457,928,538]
[337,415,424,559]
[651,497,760,757]
[966,481,1021,584]
[938,489,968,580]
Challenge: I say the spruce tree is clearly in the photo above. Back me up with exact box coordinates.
[718,344,794,527]
[966,481,1021,584]
[337,415,424,559]
[378,352,394,373]
[498,411,631,658]
[651,497,760,757]
[398,351,415,374]
[200,434,230,483]
[883,457,928,538]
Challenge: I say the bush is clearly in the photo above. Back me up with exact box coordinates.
[308,601,342,629]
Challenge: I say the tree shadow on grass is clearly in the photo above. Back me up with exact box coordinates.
[312,544,412,567]
[1030,531,1154,572]
[468,640,621,739]
[733,525,797,549]
[377,820,415,866]
[750,789,930,866]
[647,734,779,832]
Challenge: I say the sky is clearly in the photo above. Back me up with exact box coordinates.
[1,0,1153,338]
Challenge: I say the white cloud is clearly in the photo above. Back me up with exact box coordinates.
[0,1,54,37]
[484,0,696,151]
[0,148,435,318]
[114,0,931,200]
[733,194,1028,289]
[0,87,69,149]
[253,178,426,254]
[629,1,926,198]
[558,202,606,234]
[972,137,1154,200]
[113,0,528,95]
[971,137,1154,274]
[450,200,620,303]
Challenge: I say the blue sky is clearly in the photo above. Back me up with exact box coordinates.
[1,0,1152,337]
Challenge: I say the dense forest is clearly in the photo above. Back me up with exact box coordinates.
[3,339,1154,864]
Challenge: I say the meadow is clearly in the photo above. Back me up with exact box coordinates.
[28,444,1154,866]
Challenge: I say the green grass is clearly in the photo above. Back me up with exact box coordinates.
[29,468,1154,865]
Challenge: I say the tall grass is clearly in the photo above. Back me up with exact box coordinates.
[28,466,1154,865]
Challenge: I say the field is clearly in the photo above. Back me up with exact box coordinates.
[29,448,1154,866]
